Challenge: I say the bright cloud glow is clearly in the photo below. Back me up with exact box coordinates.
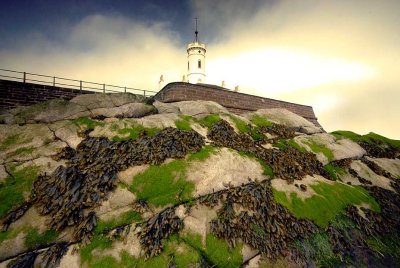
[207,48,375,93]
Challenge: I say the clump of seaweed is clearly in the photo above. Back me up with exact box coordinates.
[204,180,318,260]
[330,158,352,168]
[138,207,183,258]
[361,157,395,180]
[348,168,372,185]
[208,120,326,183]
[1,201,31,231]
[1,127,204,247]
[258,124,296,143]
[358,140,399,159]
[40,242,69,268]
[6,252,38,268]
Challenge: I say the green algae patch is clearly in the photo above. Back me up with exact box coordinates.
[182,233,243,268]
[25,228,59,249]
[250,114,273,127]
[274,139,308,153]
[130,159,193,207]
[273,182,380,227]
[187,145,217,161]
[0,133,34,152]
[0,165,39,218]
[129,146,217,207]
[94,211,142,235]
[80,235,113,264]
[6,146,35,158]
[367,233,400,263]
[228,115,264,141]
[73,117,105,129]
[332,130,400,149]
[196,114,221,128]
[112,124,161,141]
[237,150,274,178]
[304,140,334,162]
[175,119,192,131]
[296,232,341,267]
[323,164,346,181]
[174,115,194,131]
[0,134,21,150]
[87,235,201,268]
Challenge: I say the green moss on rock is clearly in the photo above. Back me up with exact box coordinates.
[25,228,59,249]
[0,165,39,218]
[73,117,105,129]
[273,182,380,227]
[250,114,273,127]
[95,211,142,235]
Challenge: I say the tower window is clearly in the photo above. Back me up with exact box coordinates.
[198,60,201,69]
[188,61,189,70]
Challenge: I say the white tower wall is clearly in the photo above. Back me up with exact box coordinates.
[187,42,206,84]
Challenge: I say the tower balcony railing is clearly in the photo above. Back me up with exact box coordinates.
[0,68,157,97]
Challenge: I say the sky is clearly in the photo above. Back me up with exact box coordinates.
[0,0,399,139]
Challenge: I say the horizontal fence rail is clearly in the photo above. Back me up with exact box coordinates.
[0,68,157,97]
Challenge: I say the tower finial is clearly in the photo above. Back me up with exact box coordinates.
[194,17,198,42]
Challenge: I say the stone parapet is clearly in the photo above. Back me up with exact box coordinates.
[155,82,321,127]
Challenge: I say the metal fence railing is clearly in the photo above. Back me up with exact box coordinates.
[0,68,157,97]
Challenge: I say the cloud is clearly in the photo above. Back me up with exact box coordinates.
[0,14,185,90]
[191,0,400,138]
[1,1,399,138]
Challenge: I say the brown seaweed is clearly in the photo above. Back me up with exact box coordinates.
[205,180,318,260]
[207,120,327,183]
[1,201,31,232]
[39,242,69,268]
[138,207,183,258]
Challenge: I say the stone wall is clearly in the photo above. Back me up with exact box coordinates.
[0,80,93,110]
[155,82,321,127]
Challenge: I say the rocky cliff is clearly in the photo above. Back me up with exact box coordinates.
[0,93,399,268]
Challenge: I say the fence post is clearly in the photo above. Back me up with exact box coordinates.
[23,72,26,83]
[143,90,146,97]
[124,87,126,93]
[80,81,82,93]
[53,76,55,86]
[103,84,105,93]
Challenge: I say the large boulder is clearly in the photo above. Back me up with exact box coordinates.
[245,108,323,134]
[0,99,89,124]
[186,148,266,196]
[294,133,366,164]
[156,100,229,117]
[90,102,156,119]
[70,93,146,109]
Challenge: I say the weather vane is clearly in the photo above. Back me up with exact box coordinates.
[195,17,199,42]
